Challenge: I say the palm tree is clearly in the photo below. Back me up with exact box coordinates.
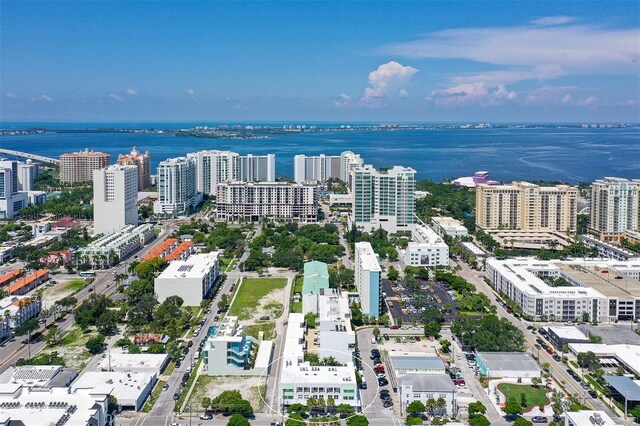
[435,397,447,414]
[425,397,437,415]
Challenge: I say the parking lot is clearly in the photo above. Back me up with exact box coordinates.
[382,279,458,323]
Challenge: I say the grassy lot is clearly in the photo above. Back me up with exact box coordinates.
[228,278,287,320]
[57,328,82,346]
[142,380,165,412]
[65,279,89,291]
[290,300,302,313]
[497,383,550,410]
[244,322,275,340]
[293,277,303,293]
[263,302,284,318]
[164,361,176,376]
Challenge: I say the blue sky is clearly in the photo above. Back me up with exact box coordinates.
[1,1,639,122]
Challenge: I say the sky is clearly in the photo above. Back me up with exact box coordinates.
[1,1,639,123]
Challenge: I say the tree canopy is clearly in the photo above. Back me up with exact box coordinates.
[452,315,524,352]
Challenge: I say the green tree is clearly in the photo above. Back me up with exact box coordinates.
[423,321,441,337]
[337,403,355,417]
[520,392,528,408]
[346,415,369,426]
[439,339,451,354]
[513,418,533,426]
[387,265,399,281]
[468,401,486,416]
[14,317,39,336]
[226,413,250,426]
[147,343,165,354]
[96,310,118,335]
[531,377,542,387]
[128,344,142,354]
[85,335,105,354]
[421,306,444,323]
[287,403,308,415]
[286,413,306,426]
[577,351,599,370]
[202,397,211,411]
[372,327,380,338]
[468,415,490,426]
[504,397,523,416]
[406,400,426,416]
[134,257,168,281]
[305,312,318,328]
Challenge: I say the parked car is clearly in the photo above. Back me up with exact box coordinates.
[359,382,367,390]
[378,378,389,386]
[389,325,400,330]
[383,400,393,408]
[199,414,212,420]
[162,383,169,391]
[532,416,548,423]
[173,392,180,401]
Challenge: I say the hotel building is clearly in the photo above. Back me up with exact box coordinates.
[117,146,151,190]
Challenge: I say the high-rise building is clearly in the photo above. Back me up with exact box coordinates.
[589,177,640,242]
[0,159,28,219]
[236,154,276,182]
[355,242,381,318]
[116,146,151,191]
[59,149,110,183]
[351,165,416,233]
[215,181,317,223]
[93,165,139,235]
[293,153,342,183]
[340,151,364,188]
[17,160,38,192]
[475,181,579,233]
[153,157,202,216]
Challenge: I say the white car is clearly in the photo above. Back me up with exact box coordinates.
[199,414,212,420]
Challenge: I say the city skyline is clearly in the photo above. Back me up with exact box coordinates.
[1,1,639,122]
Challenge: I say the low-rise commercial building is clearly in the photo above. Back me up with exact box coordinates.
[475,352,541,379]
[404,224,449,268]
[567,343,640,376]
[564,410,623,426]
[154,252,220,306]
[202,316,273,376]
[398,374,457,416]
[72,371,155,412]
[77,224,155,268]
[431,216,469,239]
[389,352,446,376]
[7,270,49,295]
[301,261,330,296]
[0,296,42,329]
[279,313,359,409]
[546,326,590,350]
[317,290,355,365]
[215,181,318,223]
[97,353,169,377]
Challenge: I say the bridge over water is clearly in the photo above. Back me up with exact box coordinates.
[0,149,59,164]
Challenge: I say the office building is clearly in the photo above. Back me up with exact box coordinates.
[0,159,29,219]
[293,154,341,183]
[17,160,38,192]
[475,352,541,378]
[589,177,640,242]
[564,410,622,426]
[202,316,273,376]
[475,181,579,233]
[72,371,155,411]
[404,224,449,268]
[117,146,151,190]
[279,313,359,409]
[354,242,381,318]
[59,149,110,183]
[351,165,416,233]
[93,165,138,235]
[154,252,220,306]
[237,154,276,182]
[340,151,363,188]
[77,224,155,268]
[153,156,202,216]
[431,216,469,239]
[484,257,640,322]
[546,326,590,350]
[398,374,457,416]
[215,181,317,223]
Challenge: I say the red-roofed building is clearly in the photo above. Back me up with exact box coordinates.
[41,249,73,267]
[0,269,24,289]
[142,238,178,261]
[51,216,81,231]
[164,241,194,262]
[8,269,49,295]
[133,333,169,347]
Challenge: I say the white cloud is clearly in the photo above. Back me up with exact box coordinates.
[428,82,517,106]
[109,94,125,101]
[375,20,639,77]
[560,94,573,105]
[363,61,418,100]
[578,96,598,107]
[41,95,53,102]
[332,93,352,108]
[530,16,576,26]
[4,92,18,99]
[492,84,517,101]
[125,88,138,95]
[617,99,639,106]
[186,89,196,96]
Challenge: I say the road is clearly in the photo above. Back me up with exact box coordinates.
[454,259,625,423]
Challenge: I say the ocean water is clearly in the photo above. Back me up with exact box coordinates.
[1,124,639,182]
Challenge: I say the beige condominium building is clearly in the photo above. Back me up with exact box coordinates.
[59,149,110,183]
[589,177,640,242]
[117,146,151,190]
[476,181,578,234]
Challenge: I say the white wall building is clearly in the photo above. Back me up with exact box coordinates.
[237,154,276,182]
[187,150,238,195]
[405,224,449,268]
[17,160,38,192]
[351,165,416,234]
[398,374,457,416]
[279,313,359,409]
[215,181,318,223]
[0,160,28,219]
[431,216,469,239]
[72,370,155,411]
[340,151,363,188]
[564,410,622,426]
[589,177,640,242]
[97,353,169,377]
[93,165,139,235]
[154,156,202,217]
[354,242,381,318]
[316,290,355,365]
[579,235,640,261]
[154,252,220,306]
[294,154,342,183]
[0,296,42,329]
[485,257,640,322]
[77,224,155,268]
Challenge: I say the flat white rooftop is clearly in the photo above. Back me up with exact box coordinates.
[568,343,640,376]
[355,242,381,271]
[547,326,589,341]
[413,224,447,246]
[72,371,154,407]
[565,410,622,426]
[97,352,169,374]
[157,251,220,279]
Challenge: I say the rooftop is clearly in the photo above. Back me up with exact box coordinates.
[413,224,447,246]
[568,343,640,375]
[431,216,468,232]
[390,352,446,372]
[96,352,169,374]
[7,269,48,294]
[355,242,381,272]
[603,376,640,401]
[565,410,622,426]
[72,371,155,407]
[476,352,541,373]
[0,269,23,287]
[398,373,455,392]
[558,263,640,298]
[547,326,589,341]
[156,252,220,280]
[302,261,330,295]
[142,238,178,260]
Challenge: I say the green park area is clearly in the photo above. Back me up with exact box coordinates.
[65,279,89,291]
[497,383,549,411]
[228,277,287,320]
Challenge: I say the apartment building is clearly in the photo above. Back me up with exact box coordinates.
[0,295,42,329]
[431,216,469,239]
[77,224,155,268]
[475,181,579,233]
[202,316,273,376]
[0,159,28,219]
[351,165,416,234]
[589,177,640,242]
[59,149,110,183]
[340,151,364,188]
[485,257,640,322]
[215,181,317,223]
[405,224,449,268]
[279,313,359,409]
[17,160,38,192]
[294,153,341,183]
[93,165,138,235]
[237,154,276,182]
[579,235,640,261]
[116,146,151,190]
[153,156,202,216]
[154,252,220,306]
[355,242,381,318]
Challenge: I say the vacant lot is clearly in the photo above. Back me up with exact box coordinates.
[497,383,549,410]
[229,278,287,321]
[187,375,267,415]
